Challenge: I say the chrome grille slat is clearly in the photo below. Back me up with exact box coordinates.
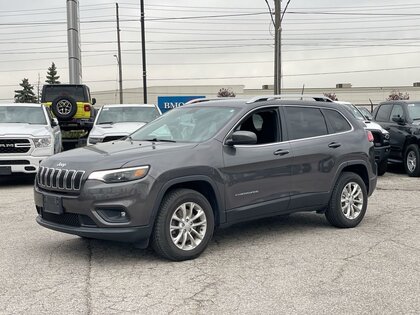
[37,167,85,192]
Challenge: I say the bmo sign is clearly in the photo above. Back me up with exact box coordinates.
[157,96,205,114]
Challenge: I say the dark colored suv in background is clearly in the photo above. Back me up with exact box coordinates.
[373,101,420,176]
[34,96,377,261]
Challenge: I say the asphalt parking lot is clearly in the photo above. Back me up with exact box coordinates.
[0,166,419,314]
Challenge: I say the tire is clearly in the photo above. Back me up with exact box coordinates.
[325,172,368,228]
[152,189,214,261]
[377,159,388,176]
[51,96,77,121]
[404,144,420,177]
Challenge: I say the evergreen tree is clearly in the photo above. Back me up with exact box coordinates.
[14,78,37,103]
[45,62,60,84]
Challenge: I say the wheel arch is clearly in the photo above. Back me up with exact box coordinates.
[151,176,225,228]
[332,161,370,196]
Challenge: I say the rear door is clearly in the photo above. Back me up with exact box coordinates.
[222,106,293,223]
[284,106,353,210]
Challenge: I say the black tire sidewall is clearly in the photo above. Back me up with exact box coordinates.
[154,189,214,261]
[404,144,420,177]
[327,173,368,228]
[51,96,77,121]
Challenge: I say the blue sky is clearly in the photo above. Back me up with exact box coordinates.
[1,0,420,101]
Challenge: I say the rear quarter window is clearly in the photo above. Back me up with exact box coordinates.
[285,106,328,140]
[322,109,351,133]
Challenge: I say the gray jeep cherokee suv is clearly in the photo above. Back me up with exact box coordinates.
[34,97,377,261]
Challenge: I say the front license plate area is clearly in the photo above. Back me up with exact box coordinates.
[0,166,12,175]
[43,195,63,215]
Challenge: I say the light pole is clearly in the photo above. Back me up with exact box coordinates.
[114,54,123,103]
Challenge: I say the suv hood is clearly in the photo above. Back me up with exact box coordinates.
[0,123,50,137]
[42,140,198,171]
[90,122,147,137]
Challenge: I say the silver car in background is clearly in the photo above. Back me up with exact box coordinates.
[87,104,161,145]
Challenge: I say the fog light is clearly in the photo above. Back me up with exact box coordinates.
[96,208,130,223]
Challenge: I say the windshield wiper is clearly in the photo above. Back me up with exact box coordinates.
[143,138,176,143]
[98,121,114,125]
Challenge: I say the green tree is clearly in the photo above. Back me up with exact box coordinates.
[45,62,60,84]
[14,78,37,103]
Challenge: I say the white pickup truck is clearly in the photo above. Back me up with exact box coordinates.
[0,103,61,175]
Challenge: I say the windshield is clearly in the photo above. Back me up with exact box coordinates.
[0,106,47,125]
[97,106,160,124]
[348,104,366,121]
[407,103,420,120]
[131,106,239,143]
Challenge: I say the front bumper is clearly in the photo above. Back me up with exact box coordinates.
[0,155,48,174]
[36,215,151,243]
[374,145,390,163]
[34,177,157,244]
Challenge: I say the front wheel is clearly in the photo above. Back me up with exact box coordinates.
[404,144,420,177]
[152,189,214,261]
[325,172,368,228]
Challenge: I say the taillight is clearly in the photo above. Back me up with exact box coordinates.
[84,104,91,112]
[367,130,374,142]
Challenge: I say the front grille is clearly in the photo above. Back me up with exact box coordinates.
[0,160,30,165]
[37,166,85,191]
[41,209,81,227]
[0,139,31,154]
[103,136,125,142]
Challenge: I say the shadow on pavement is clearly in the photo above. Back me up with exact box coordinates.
[0,174,36,186]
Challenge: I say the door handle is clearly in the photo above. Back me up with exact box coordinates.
[274,149,290,156]
[328,142,341,148]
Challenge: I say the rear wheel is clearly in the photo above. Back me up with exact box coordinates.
[404,144,420,177]
[152,189,214,261]
[325,172,367,228]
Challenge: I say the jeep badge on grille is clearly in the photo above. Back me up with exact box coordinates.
[57,162,67,168]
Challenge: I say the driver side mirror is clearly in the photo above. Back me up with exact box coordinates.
[392,116,405,125]
[226,131,257,146]
[92,98,96,105]
[51,118,59,127]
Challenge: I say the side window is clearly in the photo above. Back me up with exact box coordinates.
[375,104,392,122]
[236,108,279,144]
[323,109,351,133]
[285,107,328,140]
[390,104,404,121]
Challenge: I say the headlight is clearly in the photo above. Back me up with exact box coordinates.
[88,137,103,145]
[88,166,149,183]
[33,137,52,148]
[384,132,390,140]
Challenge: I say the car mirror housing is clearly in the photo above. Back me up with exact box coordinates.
[226,131,257,146]
[51,118,59,127]
[92,98,97,105]
[392,116,405,125]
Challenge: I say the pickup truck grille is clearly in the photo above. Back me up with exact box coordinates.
[37,166,85,191]
[0,139,31,154]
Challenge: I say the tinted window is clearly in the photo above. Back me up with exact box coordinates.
[285,107,328,140]
[42,85,87,102]
[323,109,351,133]
[236,108,279,144]
[390,105,404,121]
[375,104,392,122]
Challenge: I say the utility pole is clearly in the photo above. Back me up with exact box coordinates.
[274,0,281,94]
[67,0,82,84]
[116,3,123,103]
[37,73,41,103]
[140,0,148,103]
